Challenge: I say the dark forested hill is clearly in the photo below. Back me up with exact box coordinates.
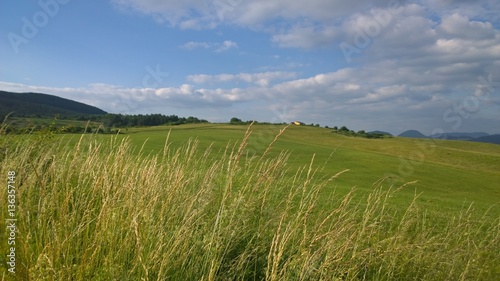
[472,134,500,145]
[398,130,427,138]
[0,91,107,117]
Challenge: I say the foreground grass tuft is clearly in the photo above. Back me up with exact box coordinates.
[0,126,499,280]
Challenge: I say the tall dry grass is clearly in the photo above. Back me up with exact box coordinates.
[0,125,499,280]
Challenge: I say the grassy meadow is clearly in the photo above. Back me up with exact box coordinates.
[1,123,499,280]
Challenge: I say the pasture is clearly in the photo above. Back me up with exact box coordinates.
[1,123,499,280]
[123,123,500,217]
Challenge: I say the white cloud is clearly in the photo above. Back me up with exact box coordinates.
[229,0,393,26]
[420,0,500,21]
[110,0,399,34]
[180,40,237,52]
[215,40,238,52]
[340,3,500,72]
[187,71,297,87]
[178,18,217,30]
[180,41,212,50]
[272,23,340,49]
[348,85,408,105]
[2,53,500,133]
[5,0,500,133]
[111,0,212,26]
[439,13,495,40]
[113,0,500,56]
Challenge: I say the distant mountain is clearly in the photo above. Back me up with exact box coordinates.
[398,130,427,138]
[368,130,393,136]
[0,91,107,117]
[396,129,499,145]
[429,132,490,140]
[471,134,500,145]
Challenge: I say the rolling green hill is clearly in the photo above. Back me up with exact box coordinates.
[0,90,107,117]
[2,123,499,279]
[89,123,500,216]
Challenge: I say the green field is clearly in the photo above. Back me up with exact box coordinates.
[1,123,499,280]
[118,123,500,216]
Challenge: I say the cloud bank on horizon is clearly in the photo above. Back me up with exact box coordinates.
[1,0,499,135]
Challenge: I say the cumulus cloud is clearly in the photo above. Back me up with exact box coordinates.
[0,81,246,113]
[187,71,297,87]
[226,0,395,26]
[111,0,390,27]
[439,13,495,40]
[2,54,499,133]
[5,0,500,133]
[113,0,500,56]
[338,2,500,76]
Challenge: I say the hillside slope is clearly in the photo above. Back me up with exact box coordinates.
[0,91,106,117]
[107,124,500,215]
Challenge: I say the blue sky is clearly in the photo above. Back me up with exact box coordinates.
[1,0,499,135]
